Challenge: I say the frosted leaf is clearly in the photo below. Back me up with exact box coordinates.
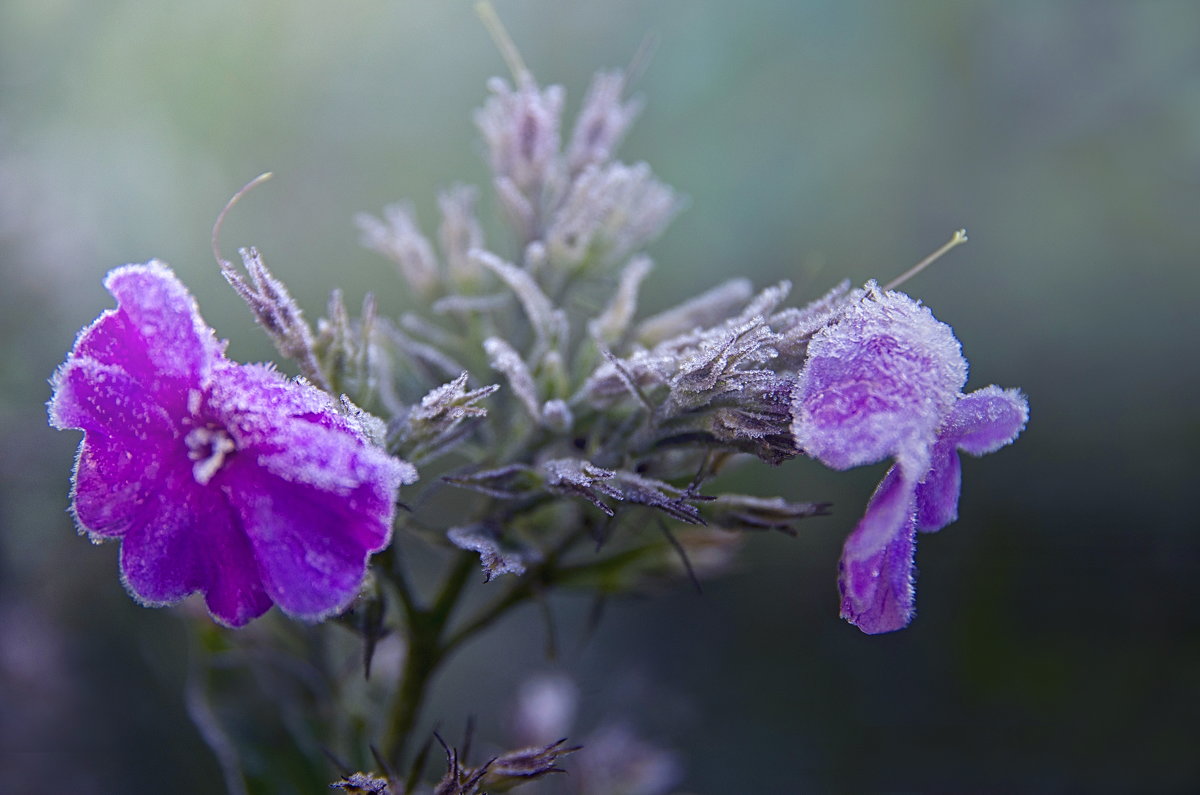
[541,458,623,516]
[380,320,465,383]
[356,203,440,296]
[484,337,542,423]
[431,292,511,316]
[395,372,498,463]
[589,255,653,345]
[608,471,707,524]
[705,493,830,534]
[771,279,853,364]
[338,395,388,448]
[478,739,580,790]
[330,772,390,793]
[221,248,327,391]
[735,280,791,324]
[668,317,780,409]
[636,278,754,346]
[474,75,565,197]
[566,69,643,174]
[475,250,568,350]
[545,161,682,268]
[437,183,485,285]
[447,524,539,581]
[494,175,537,242]
[541,398,573,432]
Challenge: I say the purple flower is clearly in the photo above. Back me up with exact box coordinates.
[792,282,1028,634]
[48,262,416,627]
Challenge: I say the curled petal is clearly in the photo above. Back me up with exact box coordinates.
[838,466,919,634]
[942,385,1030,456]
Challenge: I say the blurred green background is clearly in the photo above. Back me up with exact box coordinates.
[3,1,1198,792]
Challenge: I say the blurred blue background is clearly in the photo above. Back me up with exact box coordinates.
[2,1,1198,791]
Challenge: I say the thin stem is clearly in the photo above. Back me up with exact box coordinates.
[475,1,528,81]
[380,550,479,767]
[211,172,273,269]
[882,228,968,291]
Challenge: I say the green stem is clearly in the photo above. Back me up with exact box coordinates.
[380,550,479,767]
[380,528,628,770]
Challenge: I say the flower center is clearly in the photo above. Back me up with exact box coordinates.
[185,425,237,485]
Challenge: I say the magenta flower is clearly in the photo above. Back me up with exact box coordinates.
[48,262,416,627]
[792,283,1028,634]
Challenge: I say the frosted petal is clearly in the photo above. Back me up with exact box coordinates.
[227,463,387,620]
[119,481,273,627]
[840,468,921,634]
[792,284,966,474]
[72,434,163,538]
[102,262,220,383]
[943,385,1030,456]
[915,441,962,533]
[49,359,174,439]
[838,465,919,634]
[118,483,205,607]
[839,514,917,635]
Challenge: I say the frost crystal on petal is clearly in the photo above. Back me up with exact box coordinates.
[48,263,415,627]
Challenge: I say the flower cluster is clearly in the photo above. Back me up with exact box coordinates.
[47,42,1028,794]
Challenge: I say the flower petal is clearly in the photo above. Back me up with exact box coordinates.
[226,462,393,620]
[208,365,418,493]
[792,283,966,474]
[118,481,272,627]
[207,363,346,436]
[49,359,175,438]
[101,262,220,383]
[941,385,1029,456]
[72,434,163,538]
[914,441,962,533]
[838,465,919,634]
